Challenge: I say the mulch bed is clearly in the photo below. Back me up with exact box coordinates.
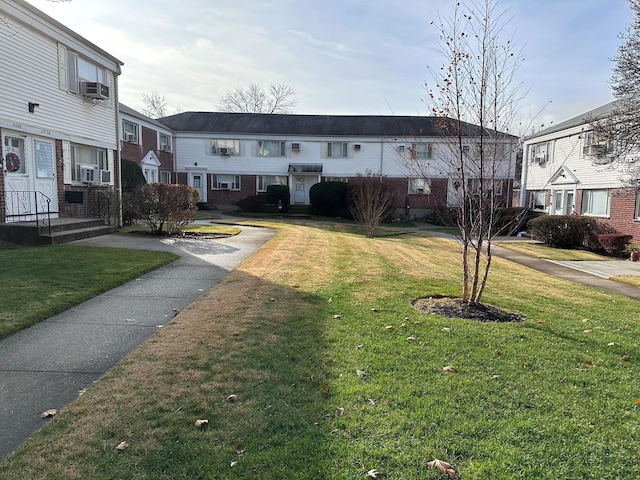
[412,296,526,322]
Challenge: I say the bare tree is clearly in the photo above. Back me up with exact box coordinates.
[140,91,168,119]
[216,83,297,114]
[424,0,525,304]
[349,173,395,238]
[588,0,640,187]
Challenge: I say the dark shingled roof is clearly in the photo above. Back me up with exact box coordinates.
[157,112,515,138]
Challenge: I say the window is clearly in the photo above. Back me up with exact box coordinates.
[258,140,285,157]
[144,168,157,183]
[257,175,288,192]
[123,120,138,143]
[159,133,171,152]
[410,143,433,159]
[583,131,612,158]
[212,174,241,190]
[160,170,171,184]
[3,136,26,174]
[323,177,349,183]
[70,145,106,181]
[583,189,611,216]
[409,178,431,195]
[66,50,105,94]
[530,190,547,210]
[472,179,503,196]
[211,139,240,156]
[327,142,348,158]
[530,142,548,163]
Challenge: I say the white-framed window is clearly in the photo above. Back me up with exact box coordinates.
[410,143,433,159]
[3,136,26,174]
[530,190,547,210]
[323,177,349,183]
[144,168,157,183]
[409,178,431,195]
[530,142,549,164]
[122,120,138,143]
[583,130,612,158]
[71,144,106,181]
[258,140,285,157]
[327,142,348,158]
[472,179,503,196]
[257,175,288,192]
[66,50,105,94]
[583,189,611,216]
[635,192,640,220]
[159,133,171,152]
[211,139,240,156]
[160,170,171,184]
[212,174,241,190]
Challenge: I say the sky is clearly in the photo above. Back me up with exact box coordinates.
[23,0,633,133]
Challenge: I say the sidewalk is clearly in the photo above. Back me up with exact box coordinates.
[0,224,275,461]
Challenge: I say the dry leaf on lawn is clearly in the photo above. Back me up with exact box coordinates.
[230,461,238,468]
[116,441,129,450]
[336,407,345,416]
[366,468,379,478]
[333,314,342,319]
[441,327,451,333]
[427,459,458,479]
[40,409,57,419]
[622,354,630,362]
[195,419,209,428]
[608,342,620,346]
[406,335,416,341]
[385,325,393,331]
[227,394,238,402]
[356,370,366,378]
[443,365,455,373]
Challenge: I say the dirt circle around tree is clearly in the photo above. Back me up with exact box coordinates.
[412,295,526,323]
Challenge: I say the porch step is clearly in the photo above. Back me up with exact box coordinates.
[288,204,311,219]
[0,218,115,246]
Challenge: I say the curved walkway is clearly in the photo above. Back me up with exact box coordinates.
[0,224,275,461]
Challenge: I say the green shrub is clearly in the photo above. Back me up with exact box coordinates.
[121,159,147,193]
[527,215,598,249]
[236,195,267,213]
[265,185,290,213]
[310,181,349,216]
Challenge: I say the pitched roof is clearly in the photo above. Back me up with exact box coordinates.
[157,112,517,139]
[529,99,619,138]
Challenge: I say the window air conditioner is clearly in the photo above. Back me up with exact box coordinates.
[99,170,111,183]
[219,182,230,189]
[291,143,301,151]
[218,147,231,156]
[354,144,361,151]
[124,133,136,143]
[79,164,98,183]
[398,145,405,152]
[583,144,606,156]
[160,144,171,152]
[533,154,546,164]
[80,81,110,100]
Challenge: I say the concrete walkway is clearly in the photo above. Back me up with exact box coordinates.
[0,224,275,461]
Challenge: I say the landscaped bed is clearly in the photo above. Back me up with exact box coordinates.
[1,220,639,479]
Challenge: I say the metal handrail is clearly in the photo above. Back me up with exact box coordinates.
[5,191,51,235]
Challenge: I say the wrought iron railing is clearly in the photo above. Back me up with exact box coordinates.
[5,191,51,235]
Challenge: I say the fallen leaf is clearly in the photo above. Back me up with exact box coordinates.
[406,335,416,341]
[608,342,620,346]
[492,375,501,380]
[40,409,57,419]
[441,327,451,333]
[116,441,129,450]
[537,319,545,324]
[356,344,364,349]
[236,448,246,456]
[336,407,345,416]
[443,365,455,373]
[322,383,330,395]
[635,397,640,405]
[356,370,366,378]
[385,325,393,331]
[230,461,238,468]
[366,468,379,478]
[585,360,595,367]
[333,314,342,319]
[195,419,209,428]
[371,308,379,312]
[227,394,238,402]
[584,330,593,334]
[401,323,407,328]
[582,318,589,323]
[367,398,376,405]
[269,298,275,302]
[622,354,630,362]
[494,349,501,356]
[428,459,458,479]
[328,297,332,303]
[404,317,410,321]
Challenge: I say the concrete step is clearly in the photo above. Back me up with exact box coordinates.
[44,225,117,245]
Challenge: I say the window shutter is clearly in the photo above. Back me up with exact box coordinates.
[62,141,71,183]
[107,149,114,183]
[58,44,67,90]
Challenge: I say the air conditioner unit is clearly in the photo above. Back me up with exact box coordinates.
[583,144,606,156]
[354,144,361,151]
[218,147,231,156]
[124,133,136,143]
[80,81,110,100]
[533,154,546,164]
[99,170,111,183]
[219,182,230,189]
[79,164,98,183]
[160,144,171,152]
[398,145,405,152]
[291,143,301,151]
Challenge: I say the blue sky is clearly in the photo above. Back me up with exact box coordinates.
[26,0,632,130]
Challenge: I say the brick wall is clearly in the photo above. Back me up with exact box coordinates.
[595,188,640,240]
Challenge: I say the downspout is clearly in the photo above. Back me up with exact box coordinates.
[519,144,528,207]
[114,70,123,227]
[379,137,384,178]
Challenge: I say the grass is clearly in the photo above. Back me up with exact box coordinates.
[498,241,612,261]
[118,223,242,236]
[2,221,640,479]
[0,245,178,339]
[611,275,640,287]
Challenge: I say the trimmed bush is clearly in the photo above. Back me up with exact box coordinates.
[121,159,147,193]
[527,215,598,249]
[310,181,349,217]
[131,183,198,235]
[236,195,267,213]
[265,184,290,212]
[597,233,633,257]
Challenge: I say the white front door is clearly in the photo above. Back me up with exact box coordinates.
[292,176,316,204]
[189,172,206,203]
[3,134,58,219]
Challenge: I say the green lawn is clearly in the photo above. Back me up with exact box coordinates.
[498,241,613,261]
[0,245,178,339]
[1,222,639,479]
